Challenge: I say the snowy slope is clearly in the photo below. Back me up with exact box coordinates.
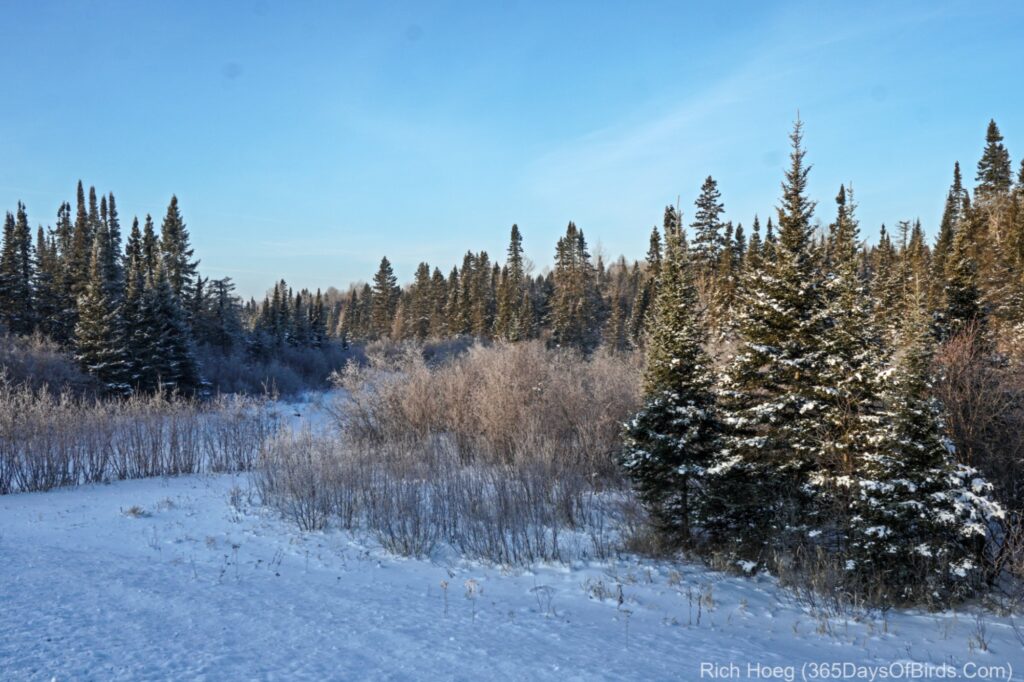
[2,475,1021,681]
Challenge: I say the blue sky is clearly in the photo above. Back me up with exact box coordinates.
[0,1,1021,298]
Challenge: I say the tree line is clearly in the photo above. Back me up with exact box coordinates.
[623,119,1023,606]
[0,185,335,395]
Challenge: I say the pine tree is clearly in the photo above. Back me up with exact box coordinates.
[370,256,399,338]
[622,222,721,545]
[975,119,1012,198]
[848,295,1003,603]
[711,119,827,560]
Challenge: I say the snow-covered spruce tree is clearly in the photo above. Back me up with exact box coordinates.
[707,119,828,562]
[870,225,902,342]
[621,213,721,547]
[848,294,1003,605]
[807,186,887,547]
[74,239,130,395]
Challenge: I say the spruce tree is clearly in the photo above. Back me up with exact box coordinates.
[49,201,77,343]
[550,222,601,352]
[141,215,160,285]
[622,222,721,545]
[870,225,902,340]
[711,119,827,560]
[495,225,528,341]
[690,176,725,272]
[429,267,449,337]
[122,217,148,384]
[975,119,1012,198]
[744,215,763,271]
[309,288,328,348]
[290,291,310,346]
[603,259,631,353]
[32,227,63,340]
[69,181,94,303]
[932,162,968,306]
[136,265,201,393]
[943,211,985,339]
[370,256,399,338]
[627,225,664,347]
[811,186,887,542]
[848,295,1003,603]
[74,239,130,395]
[0,205,35,335]
[407,262,434,341]
[159,195,199,304]
[469,252,495,338]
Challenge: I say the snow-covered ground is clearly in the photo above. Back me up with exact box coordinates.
[2,474,1022,681]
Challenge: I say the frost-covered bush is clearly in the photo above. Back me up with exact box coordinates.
[0,333,97,396]
[0,384,279,494]
[331,340,641,479]
[253,428,628,565]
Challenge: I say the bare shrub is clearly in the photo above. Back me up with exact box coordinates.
[253,426,631,565]
[0,382,279,495]
[333,340,641,479]
[251,430,336,531]
[934,325,1024,509]
[0,333,97,396]
[259,342,641,564]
